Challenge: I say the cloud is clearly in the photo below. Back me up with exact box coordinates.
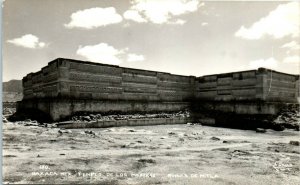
[123,10,147,23]
[77,43,124,65]
[77,43,145,65]
[127,54,145,62]
[249,58,278,69]
[123,0,204,24]
[283,55,299,64]
[281,41,300,50]
[7,34,46,49]
[172,19,186,25]
[65,7,122,29]
[201,22,208,26]
[235,2,299,39]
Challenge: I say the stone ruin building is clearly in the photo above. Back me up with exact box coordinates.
[16,58,300,129]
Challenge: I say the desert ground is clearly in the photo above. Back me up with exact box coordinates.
[2,120,300,185]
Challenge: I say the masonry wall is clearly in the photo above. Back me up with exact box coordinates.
[22,58,195,102]
[20,58,195,120]
[195,68,299,103]
[262,69,299,102]
[195,70,261,101]
[19,58,299,121]
[23,60,61,99]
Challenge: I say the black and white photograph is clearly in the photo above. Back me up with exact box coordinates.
[1,0,300,184]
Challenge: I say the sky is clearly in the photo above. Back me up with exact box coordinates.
[2,0,300,82]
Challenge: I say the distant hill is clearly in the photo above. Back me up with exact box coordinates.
[2,80,23,102]
[3,80,23,92]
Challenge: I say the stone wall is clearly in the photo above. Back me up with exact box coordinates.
[195,70,259,101]
[23,61,60,99]
[22,58,195,102]
[18,99,190,121]
[19,58,299,121]
[195,68,299,103]
[262,68,299,102]
[57,117,192,129]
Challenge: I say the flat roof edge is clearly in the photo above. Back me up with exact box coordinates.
[23,58,299,79]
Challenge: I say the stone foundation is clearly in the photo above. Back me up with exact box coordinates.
[192,101,299,130]
[57,117,192,129]
[17,98,190,121]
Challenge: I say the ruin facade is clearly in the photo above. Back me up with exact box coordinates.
[18,58,299,122]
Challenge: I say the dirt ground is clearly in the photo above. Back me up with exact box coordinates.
[2,122,300,185]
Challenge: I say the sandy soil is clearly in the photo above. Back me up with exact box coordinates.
[2,122,300,185]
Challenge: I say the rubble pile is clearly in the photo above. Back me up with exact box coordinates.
[273,105,300,131]
[69,110,191,122]
[6,119,58,128]
[3,107,16,116]
[2,116,8,123]
[3,107,16,123]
